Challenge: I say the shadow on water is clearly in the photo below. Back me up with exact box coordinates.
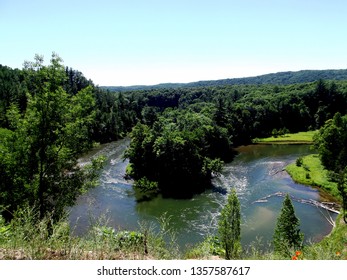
[69,141,337,251]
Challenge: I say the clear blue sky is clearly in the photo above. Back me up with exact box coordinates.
[1,0,347,86]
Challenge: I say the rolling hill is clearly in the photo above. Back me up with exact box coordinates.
[102,69,347,92]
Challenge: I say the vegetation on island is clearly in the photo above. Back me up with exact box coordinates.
[1,53,347,259]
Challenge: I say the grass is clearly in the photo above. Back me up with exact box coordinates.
[1,201,346,260]
[302,214,347,260]
[0,207,181,260]
[285,154,340,199]
[254,130,317,144]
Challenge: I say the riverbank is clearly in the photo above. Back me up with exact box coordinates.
[252,133,346,259]
[283,152,346,260]
[285,154,340,200]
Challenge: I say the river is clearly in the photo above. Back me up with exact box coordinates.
[69,139,337,251]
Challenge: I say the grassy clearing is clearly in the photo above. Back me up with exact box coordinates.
[254,131,317,144]
[285,154,340,199]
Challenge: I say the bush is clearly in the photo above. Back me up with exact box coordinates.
[303,164,310,172]
[133,177,160,201]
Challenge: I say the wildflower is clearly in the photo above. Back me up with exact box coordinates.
[336,252,341,257]
[295,251,301,256]
[292,255,298,260]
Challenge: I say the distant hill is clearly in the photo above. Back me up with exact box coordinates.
[102,69,347,92]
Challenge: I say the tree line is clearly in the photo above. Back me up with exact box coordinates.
[103,69,347,92]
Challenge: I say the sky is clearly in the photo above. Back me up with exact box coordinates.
[1,0,347,86]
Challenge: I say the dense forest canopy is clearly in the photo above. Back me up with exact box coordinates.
[2,55,347,208]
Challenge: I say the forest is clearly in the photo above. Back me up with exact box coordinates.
[1,54,347,220]
[103,69,347,92]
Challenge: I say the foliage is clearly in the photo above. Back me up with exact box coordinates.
[125,108,230,198]
[184,236,223,259]
[296,157,303,167]
[2,55,347,258]
[1,206,346,260]
[133,177,160,201]
[273,194,304,257]
[314,113,347,173]
[314,113,347,221]
[0,207,181,260]
[337,170,347,223]
[218,188,241,259]
[0,54,104,220]
[286,154,339,198]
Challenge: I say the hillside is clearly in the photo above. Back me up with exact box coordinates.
[103,69,347,92]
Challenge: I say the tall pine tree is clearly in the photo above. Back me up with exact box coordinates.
[273,194,303,257]
[218,188,241,259]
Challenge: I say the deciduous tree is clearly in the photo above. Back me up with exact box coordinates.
[0,54,104,220]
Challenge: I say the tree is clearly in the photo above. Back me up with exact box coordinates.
[218,188,241,259]
[314,112,347,173]
[124,109,227,198]
[0,53,104,220]
[273,194,303,257]
[337,169,347,223]
[313,112,347,223]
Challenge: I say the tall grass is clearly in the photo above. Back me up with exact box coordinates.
[1,202,345,259]
[0,207,181,260]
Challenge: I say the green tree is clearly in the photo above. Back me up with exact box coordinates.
[0,54,104,220]
[125,109,227,198]
[273,194,303,257]
[218,188,241,259]
[314,112,347,173]
[338,170,347,223]
[313,114,347,223]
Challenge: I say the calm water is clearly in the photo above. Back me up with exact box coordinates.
[69,139,337,250]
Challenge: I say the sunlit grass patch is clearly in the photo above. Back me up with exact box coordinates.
[254,131,317,144]
[285,154,340,199]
